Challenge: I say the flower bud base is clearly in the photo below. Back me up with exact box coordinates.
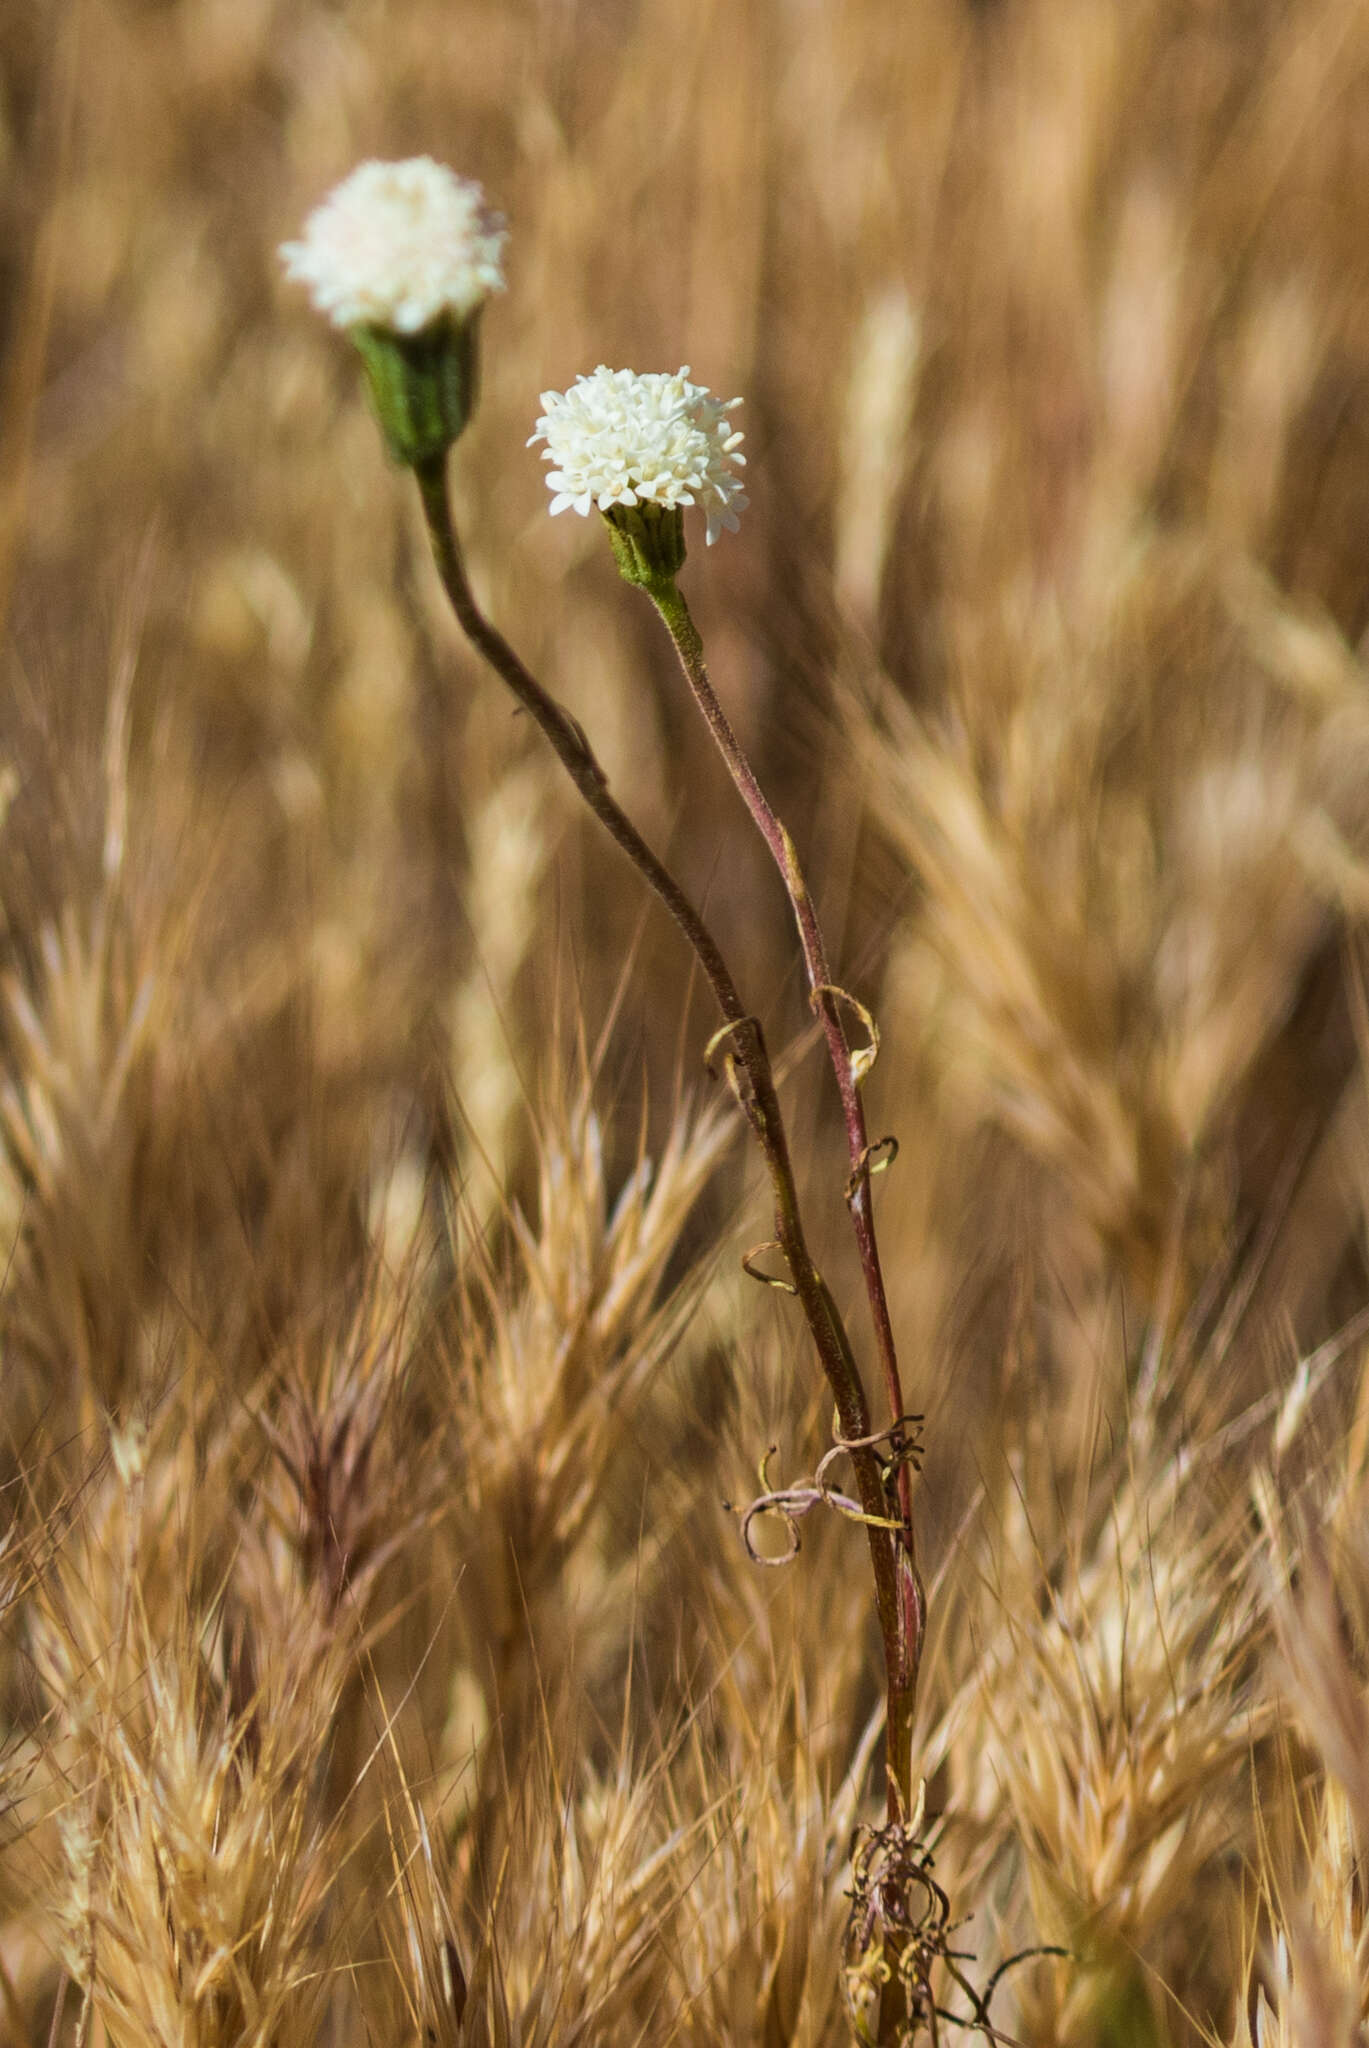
[350,312,482,468]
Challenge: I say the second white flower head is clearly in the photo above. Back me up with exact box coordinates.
[529,366,748,545]
[280,157,507,335]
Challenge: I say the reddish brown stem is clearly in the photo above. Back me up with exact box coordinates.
[413,457,912,1786]
[647,574,923,1805]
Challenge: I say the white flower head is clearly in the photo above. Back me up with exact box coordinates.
[280,157,506,334]
[529,366,748,545]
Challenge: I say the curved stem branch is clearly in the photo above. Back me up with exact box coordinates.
[646,575,924,1791]
[413,456,912,1795]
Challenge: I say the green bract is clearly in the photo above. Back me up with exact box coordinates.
[349,315,483,468]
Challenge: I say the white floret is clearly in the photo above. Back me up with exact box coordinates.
[280,158,506,334]
[529,366,748,545]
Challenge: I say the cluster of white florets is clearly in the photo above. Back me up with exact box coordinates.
[283,167,749,543]
[528,366,748,544]
[279,157,506,334]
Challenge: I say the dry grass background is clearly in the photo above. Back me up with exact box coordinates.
[3,0,1369,2042]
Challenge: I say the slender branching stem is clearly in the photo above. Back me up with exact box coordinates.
[412,454,914,1803]
[646,573,924,1785]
